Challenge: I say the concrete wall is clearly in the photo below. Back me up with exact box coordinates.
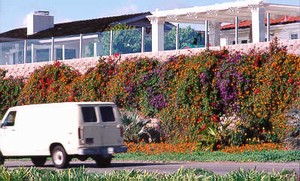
[1,39,300,79]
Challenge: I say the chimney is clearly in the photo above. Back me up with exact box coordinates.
[27,11,54,35]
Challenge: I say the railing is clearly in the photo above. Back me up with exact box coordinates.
[0,26,205,65]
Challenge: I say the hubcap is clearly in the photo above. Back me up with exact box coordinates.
[54,150,63,165]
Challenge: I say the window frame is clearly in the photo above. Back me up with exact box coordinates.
[2,111,17,127]
[291,33,298,40]
[99,106,116,123]
[81,107,98,123]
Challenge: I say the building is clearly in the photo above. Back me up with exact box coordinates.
[0,11,170,65]
[220,16,300,45]
[147,0,300,51]
[0,11,152,41]
[0,0,299,66]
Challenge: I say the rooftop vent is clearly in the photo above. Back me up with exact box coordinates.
[34,11,50,16]
[27,11,54,35]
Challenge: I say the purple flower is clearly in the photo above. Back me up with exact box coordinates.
[199,72,207,84]
[150,94,168,109]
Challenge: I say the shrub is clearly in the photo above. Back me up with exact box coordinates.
[18,61,80,104]
[69,55,118,102]
[0,69,24,119]
[6,39,299,150]
[106,57,160,115]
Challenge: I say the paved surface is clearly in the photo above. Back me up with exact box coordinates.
[4,160,300,176]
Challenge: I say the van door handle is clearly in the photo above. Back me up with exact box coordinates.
[100,125,105,128]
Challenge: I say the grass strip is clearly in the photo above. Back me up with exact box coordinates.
[115,150,300,162]
[0,166,296,180]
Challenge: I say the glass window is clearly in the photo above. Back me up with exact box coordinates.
[2,111,16,127]
[36,49,50,62]
[56,48,63,60]
[81,107,97,122]
[100,106,115,122]
[241,40,247,44]
[291,33,298,40]
[65,49,76,59]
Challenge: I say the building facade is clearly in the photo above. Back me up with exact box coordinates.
[0,0,299,66]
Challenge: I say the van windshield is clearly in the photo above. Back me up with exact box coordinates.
[2,111,16,127]
[81,107,97,122]
[100,106,115,122]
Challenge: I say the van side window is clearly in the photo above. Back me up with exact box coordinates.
[3,111,16,126]
[100,106,115,122]
[81,107,97,122]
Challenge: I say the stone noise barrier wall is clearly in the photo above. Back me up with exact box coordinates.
[1,39,300,79]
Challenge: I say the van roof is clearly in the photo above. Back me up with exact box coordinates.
[11,102,116,109]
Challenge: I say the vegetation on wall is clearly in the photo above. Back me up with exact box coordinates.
[0,69,24,119]
[0,39,299,150]
[17,61,80,105]
[69,55,118,102]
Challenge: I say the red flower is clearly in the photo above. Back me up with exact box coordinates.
[113,52,120,58]
[211,114,220,123]
[53,61,61,68]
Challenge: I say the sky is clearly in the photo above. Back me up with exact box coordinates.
[0,0,299,33]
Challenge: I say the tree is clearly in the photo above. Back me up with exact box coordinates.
[100,24,143,55]
[164,26,201,50]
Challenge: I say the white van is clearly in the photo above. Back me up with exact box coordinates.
[0,102,127,168]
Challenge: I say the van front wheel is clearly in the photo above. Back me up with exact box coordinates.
[51,145,69,168]
[31,156,46,167]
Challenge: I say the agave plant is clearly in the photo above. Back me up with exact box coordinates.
[284,108,300,149]
[120,110,144,143]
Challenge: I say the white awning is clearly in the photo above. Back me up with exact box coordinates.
[147,0,300,23]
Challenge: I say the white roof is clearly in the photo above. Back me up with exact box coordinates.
[148,0,300,23]
[12,102,116,109]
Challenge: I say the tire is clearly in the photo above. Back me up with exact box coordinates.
[51,145,69,168]
[31,156,47,167]
[77,155,88,161]
[93,155,112,167]
[0,152,5,165]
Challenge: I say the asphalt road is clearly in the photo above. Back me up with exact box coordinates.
[4,160,300,176]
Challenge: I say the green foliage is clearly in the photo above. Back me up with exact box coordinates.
[121,110,144,142]
[164,26,200,50]
[69,55,118,102]
[106,57,160,116]
[116,150,300,162]
[0,39,299,150]
[0,166,295,180]
[18,61,80,105]
[0,69,24,119]
[101,24,144,55]
[222,169,297,181]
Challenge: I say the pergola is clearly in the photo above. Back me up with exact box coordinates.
[147,0,300,51]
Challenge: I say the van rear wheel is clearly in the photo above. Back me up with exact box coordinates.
[93,155,112,167]
[31,156,46,167]
[0,152,5,165]
[51,145,69,168]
